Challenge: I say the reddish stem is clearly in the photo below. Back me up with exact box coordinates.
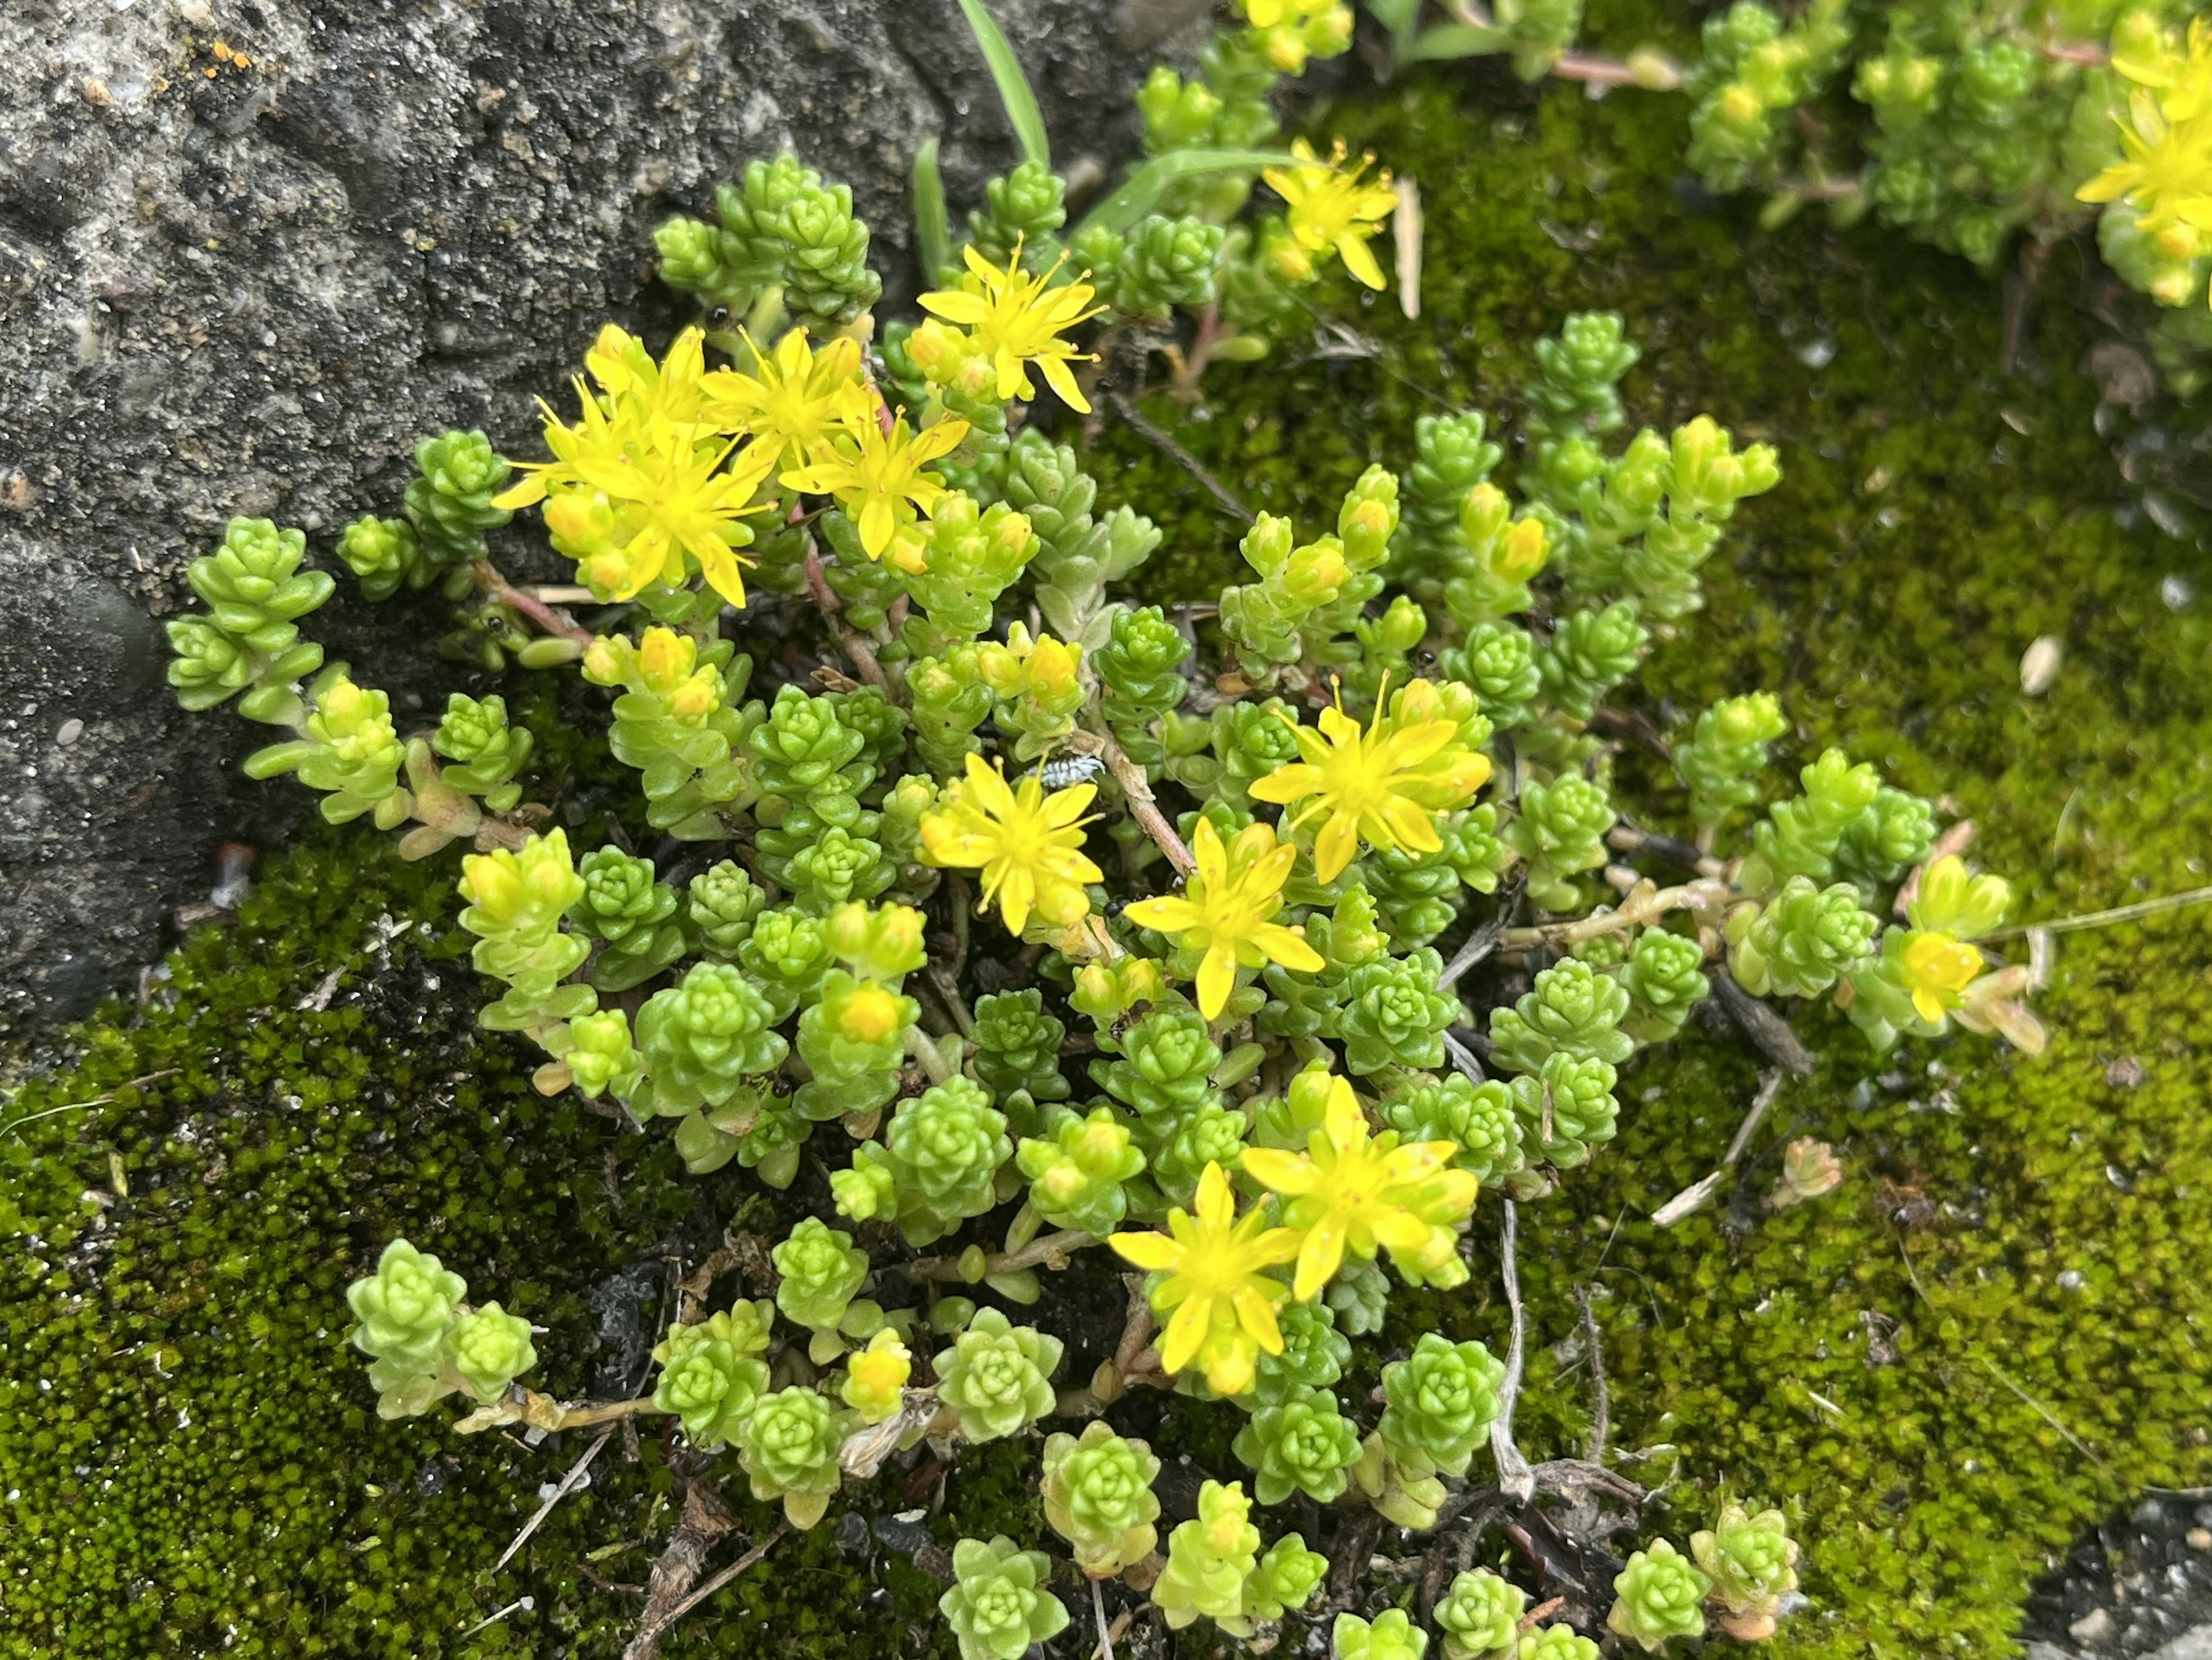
[474,561,593,646]
[802,547,894,695]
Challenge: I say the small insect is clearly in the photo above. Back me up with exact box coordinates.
[1035,753,1106,789]
[1107,999,1157,1046]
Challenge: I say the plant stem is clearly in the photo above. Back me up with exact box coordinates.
[1978,882,2212,941]
[453,1390,664,1435]
[907,1228,1100,1283]
[904,1024,955,1084]
[474,559,593,646]
[802,546,894,695]
[1074,725,1195,875]
[1489,1199,1536,1502]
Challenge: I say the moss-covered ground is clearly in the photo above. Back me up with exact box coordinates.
[5,46,2212,1660]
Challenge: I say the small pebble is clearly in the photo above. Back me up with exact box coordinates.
[2188,1528,2211,1551]
[55,717,83,746]
[2020,636,2063,696]
[2070,1606,2113,1643]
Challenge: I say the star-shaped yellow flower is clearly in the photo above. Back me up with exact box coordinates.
[781,406,970,562]
[2078,88,2212,237]
[1124,819,1323,1019]
[1247,678,1491,883]
[1108,1162,1303,1397]
[919,240,1104,413]
[918,752,1103,937]
[702,327,873,473]
[494,326,777,608]
[1262,139,1396,291]
[1898,930,1983,1024]
[1240,1074,1476,1300]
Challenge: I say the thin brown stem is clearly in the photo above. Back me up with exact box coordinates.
[802,546,893,695]
[474,559,593,645]
[657,1523,790,1630]
[1074,726,1195,875]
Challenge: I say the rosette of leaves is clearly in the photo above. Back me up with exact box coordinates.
[1487,958,1633,1075]
[935,1307,1063,1442]
[1607,1539,1711,1651]
[570,845,687,992]
[1152,1480,1262,1632]
[1726,875,1878,998]
[1378,1072,1525,1186]
[969,988,1071,1134]
[1691,1503,1800,1639]
[771,1217,871,1362]
[1334,1609,1431,1660]
[1377,1332,1506,1479]
[634,961,789,1117]
[1506,1052,1620,1168]
[1090,1007,1223,1130]
[1231,1383,1362,1504]
[938,1536,1070,1660]
[1501,773,1616,911]
[652,1303,774,1448]
[448,1304,537,1404]
[431,693,533,812]
[834,1077,1010,1247]
[1619,927,1711,1043]
[734,1384,849,1529]
[1518,1628,1599,1660]
[1040,1423,1162,1576]
[1338,947,1459,1074]
[1247,1298,1351,1405]
[1436,1567,1528,1660]
[1017,1106,1147,1237]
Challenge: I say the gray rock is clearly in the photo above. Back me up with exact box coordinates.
[0,0,1202,1027]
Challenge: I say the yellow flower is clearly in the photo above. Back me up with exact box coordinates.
[579,322,711,426]
[1247,677,1492,883]
[2114,16,2212,123]
[1107,1162,1303,1396]
[976,621,1082,701]
[919,240,1104,413]
[1262,139,1396,291]
[1899,930,1984,1024]
[781,406,970,562]
[1241,1074,1476,1300]
[495,326,775,607]
[2078,88,2212,236]
[840,1328,912,1424]
[918,751,1103,936]
[701,327,873,472]
[1124,819,1324,1019]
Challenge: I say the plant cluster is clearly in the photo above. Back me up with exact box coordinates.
[1365,0,2212,407]
[160,1,2051,1653]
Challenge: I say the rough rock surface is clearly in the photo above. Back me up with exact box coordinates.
[0,0,1198,1028]
[2024,1496,2212,1659]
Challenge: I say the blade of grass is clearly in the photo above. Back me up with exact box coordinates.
[1074,148,1300,238]
[911,137,949,282]
[955,0,1050,171]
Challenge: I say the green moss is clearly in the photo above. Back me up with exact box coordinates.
[6,59,2211,1660]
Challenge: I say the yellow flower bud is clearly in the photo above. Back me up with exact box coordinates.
[665,669,720,721]
[843,984,905,1043]
[637,627,696,694]
[1498,516,1548,582]
[581,635,627,686]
